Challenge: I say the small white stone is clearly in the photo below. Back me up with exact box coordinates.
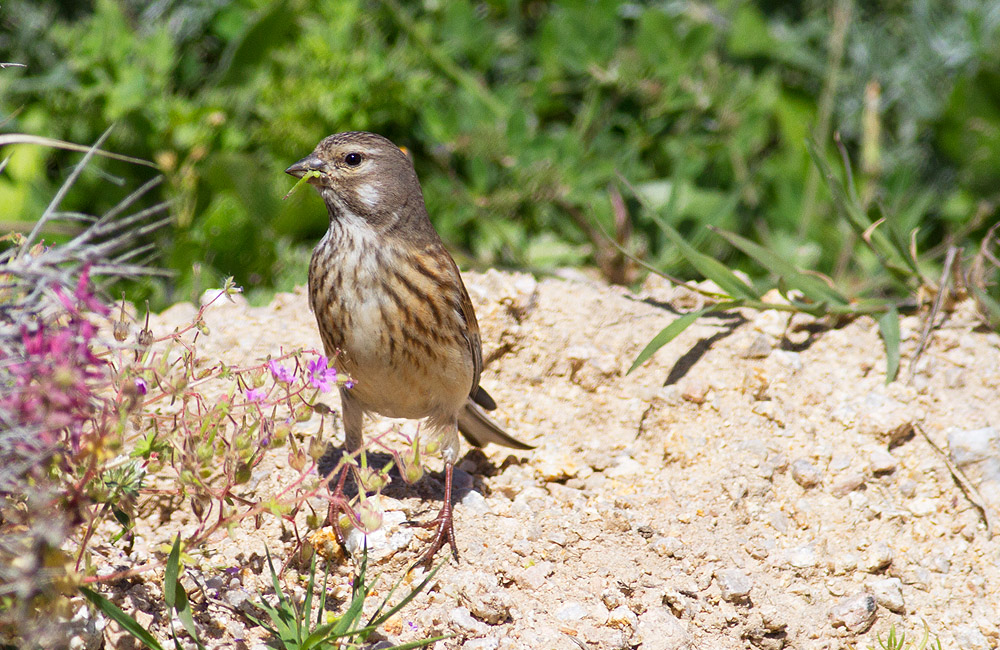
[908,497,937,517]
[606,605,638,630]
[829,593,876,634]
[715,569,753,602]
[450,607,490,635]
[555,602,587,621]
[867,577,904,614]
[787,545,817,569]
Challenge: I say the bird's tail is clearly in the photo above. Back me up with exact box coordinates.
[458,398,533,450]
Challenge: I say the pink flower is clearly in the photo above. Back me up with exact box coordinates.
[268,360,294,384]
[245,388,266,403]
[307,356,337,393]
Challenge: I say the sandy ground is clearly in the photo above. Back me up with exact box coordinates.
[80,270,1000,649]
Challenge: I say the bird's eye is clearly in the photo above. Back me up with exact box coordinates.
[344,152,363,167]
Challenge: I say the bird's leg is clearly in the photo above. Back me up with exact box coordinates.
[410,425,461,566]
[326,387,365,549]
[326,462,353,550]
[416,461,458,567]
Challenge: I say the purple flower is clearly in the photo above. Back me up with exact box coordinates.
[307,356,337,393]
[134,378,148,395]
[245,388,266,403]
[268,360,294,384]
[344,379,355,389]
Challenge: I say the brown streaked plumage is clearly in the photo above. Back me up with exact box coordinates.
[286,131,532,564]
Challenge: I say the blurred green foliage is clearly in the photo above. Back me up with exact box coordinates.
[2,0,999,306]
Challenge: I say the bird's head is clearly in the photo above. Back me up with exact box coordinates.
[286,131,424,229]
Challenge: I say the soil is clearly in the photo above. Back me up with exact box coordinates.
[79,270,1000,649]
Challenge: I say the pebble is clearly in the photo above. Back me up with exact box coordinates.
[606,605,638,630]
[460,489,493,514]
[450,607,490,635]
[650,536,685,558]
[791,459,822,488]
[768,511,790,534]
[606,456,643,478]
[601,588,623,610]
[555,602,587,621]
[868,448,898,474]
[681,378,710,404]
[516,562,554,590]
[866,577,905,614]
[787,545,817,569]
[463,579,514,624]
[855,393,914,445]
[862,542,893,573]
[742,334,773,358]
[715,569,753,602]
[832,553,858,575]
[953,624,991,649]
[830,472,866,497]
[907,497,937,517]
[773,350,802,371]
[828,592,876,634]
[634,608,691,650]
[948,427,999,466]
[926,554,951,574]
[462,638,500,650]
[947,427,1000,521]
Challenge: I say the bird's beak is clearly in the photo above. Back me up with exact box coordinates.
[285,155,327,179]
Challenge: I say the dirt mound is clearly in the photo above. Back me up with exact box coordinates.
[91,270,1000,649]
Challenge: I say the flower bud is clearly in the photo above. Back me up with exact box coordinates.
[355,497,383,534]
[307,435,326,461]
[398,443,423,484]
[294,405,312,422]
[357,465,388,492]
[289,448,307,472]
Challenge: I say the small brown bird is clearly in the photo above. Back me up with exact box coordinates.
[286,132,532,564]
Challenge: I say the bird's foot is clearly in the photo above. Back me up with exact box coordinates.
[406,462,459,568]
[410,500,458,568]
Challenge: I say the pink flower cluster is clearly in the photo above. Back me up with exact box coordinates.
[1,268,108,452]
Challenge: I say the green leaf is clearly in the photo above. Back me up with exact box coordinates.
[628,306,734,375]
[656,221,759,301]
[163,536,181,609]
[164,536,205,649]
[214,0,294,86]
[80,587,165,650]
[711,227,849,306]
[878,306,901,383]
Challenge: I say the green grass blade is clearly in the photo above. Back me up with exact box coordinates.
[80,587,165,650]
[655,220,759,301]
[329,548,371,636]
[378,635,451,649]
[315,556,331,628]
[806,139,918,285]
[628,306,723,375]
[163,536,205,649]
[711,227,849,306]
[878,306,901,383]
[970,285,1000,328]
[302,553,316,633]
[163,536,181,609]
[368,561,443,629]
